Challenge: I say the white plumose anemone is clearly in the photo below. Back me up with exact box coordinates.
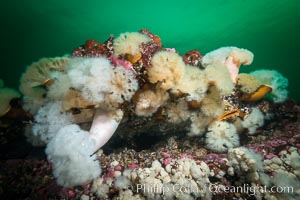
[205,121,239,152]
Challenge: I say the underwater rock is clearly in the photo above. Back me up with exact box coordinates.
[1,29,299,199]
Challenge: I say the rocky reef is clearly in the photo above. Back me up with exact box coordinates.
[0,30,299,199]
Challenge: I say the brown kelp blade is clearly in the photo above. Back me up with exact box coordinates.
[241,84,272,101]
[216,109,246,121]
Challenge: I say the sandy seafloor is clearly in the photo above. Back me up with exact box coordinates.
[0,99,299,200]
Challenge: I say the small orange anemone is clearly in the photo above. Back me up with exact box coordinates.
[125,52,142,64]
[43,79,54,87]
[187,100,202,110]
[241,84,272,101]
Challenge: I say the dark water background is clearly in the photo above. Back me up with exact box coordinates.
[1,0,299,102]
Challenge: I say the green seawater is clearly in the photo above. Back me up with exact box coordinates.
[1,0,300,102]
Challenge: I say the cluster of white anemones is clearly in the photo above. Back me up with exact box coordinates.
[16,30,290,189]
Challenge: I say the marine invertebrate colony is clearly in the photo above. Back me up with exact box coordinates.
[201,47,254,83]
[46,108,122,187]
[15,29,294,199]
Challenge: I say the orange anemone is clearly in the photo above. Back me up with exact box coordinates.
[125,52,142,64]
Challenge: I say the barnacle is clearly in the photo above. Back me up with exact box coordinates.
[182,50,203,67]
